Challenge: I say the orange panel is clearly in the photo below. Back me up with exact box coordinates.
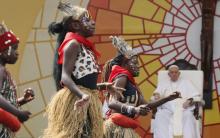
[137,113,152,129]
[88,6,98,20]
[95,42,117,64]
[89,0,109,9]
[110,0,133,13]
[88,36,100,43]
[135,127,146,138]
[95,9,122,34]
[203,124,220,138]
[100,36,111,42]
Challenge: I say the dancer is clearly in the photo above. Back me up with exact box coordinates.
[0,22,34,138]
[43,2,124,138]
[102,36,180,138]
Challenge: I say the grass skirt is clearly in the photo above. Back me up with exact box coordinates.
[43,86,103,138]
[104,119,140,138]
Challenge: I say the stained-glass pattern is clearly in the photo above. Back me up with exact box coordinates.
[14,0,220,137]
[88,0,220,137]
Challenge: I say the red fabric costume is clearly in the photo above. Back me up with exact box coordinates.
[58,32,100,64]
[0,108,21,132]
[107,65,139,128]
[108,65,135,84]
[0,31,19,52]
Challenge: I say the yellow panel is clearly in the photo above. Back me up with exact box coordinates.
[144,20,163,34]
[138,80,155,99]
[133,40,140,47]
[0,0,45,83]
[204,100,220,125]
[213,90,217,99]
[140,39,150,45]
[123,15,144,34]
[148,74,158,86]
[149,38,157,44]
[153,8,166,22]
[130,0,158,19]
[140,55,160,64]
[145,60,162,75]
[122,35,150,40]
[126,40,132,46]
[153,0,172,11]
[135,67,148,84]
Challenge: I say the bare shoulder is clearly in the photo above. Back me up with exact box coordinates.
[0,66,6,80]
[114,75,128,87]
[115,75,127,82]
[63,39,81,52]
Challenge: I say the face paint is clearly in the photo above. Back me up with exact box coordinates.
[81,11,92,26]
[79,11,95,36]
[133,71,140,77]
[127,56,140,77]
[7,46,12,56]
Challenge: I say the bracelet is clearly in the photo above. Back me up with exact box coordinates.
[127,105,133,114]
[121,104,136,116]
[121,104,127,114]
[105,83,108,90]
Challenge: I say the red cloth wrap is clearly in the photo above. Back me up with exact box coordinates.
[0,31,19,52]
[109,113,139,129]
[108,65,135,84]
[0,108,21,132]
[58,32,100,64]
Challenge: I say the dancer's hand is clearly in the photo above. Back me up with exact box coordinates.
[18,88,35,106]
[105,82,126,98]
[23,88,35,103]
[74,94,90,110]
[16,110,31,123]
[134,105,151,116]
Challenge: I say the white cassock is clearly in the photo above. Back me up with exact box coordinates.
[153,77,201,138]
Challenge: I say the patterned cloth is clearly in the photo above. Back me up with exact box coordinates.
[58,32,100,64]
[72,44,99,79]
[0,70,18,138]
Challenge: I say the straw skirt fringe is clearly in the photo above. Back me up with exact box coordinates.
[43,86,103,138]
[103,119,140,138]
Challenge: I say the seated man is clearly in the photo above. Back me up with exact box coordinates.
[152,65,201,138]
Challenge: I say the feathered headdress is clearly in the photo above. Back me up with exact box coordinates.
[110,36,136,59]
[0,22,19,52]
[58,2,88,20]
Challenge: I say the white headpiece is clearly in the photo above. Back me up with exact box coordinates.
[0,21,8,35]
[58,2,88,20]
[168,65,179,70]
[110,36,136,59]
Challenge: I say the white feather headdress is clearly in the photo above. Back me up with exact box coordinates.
[110,36,136,59]
[58,2,87,20]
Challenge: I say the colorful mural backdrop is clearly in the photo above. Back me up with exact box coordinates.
[0,0,219,138]
[88,0,220,137]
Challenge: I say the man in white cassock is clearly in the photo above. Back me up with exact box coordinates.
[152,65,201,138]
